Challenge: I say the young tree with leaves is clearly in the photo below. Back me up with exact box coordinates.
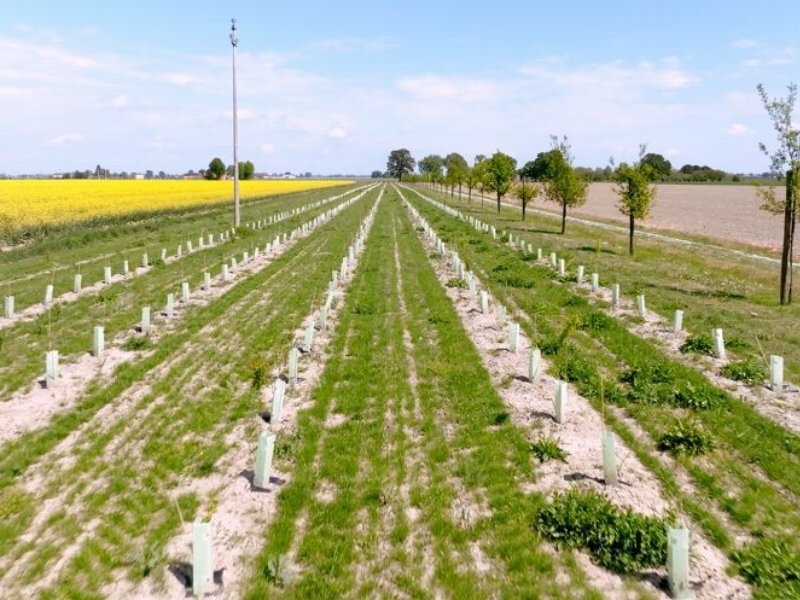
[472,154,486,206]
[757,82,799,305]
[419,154,445,189]
[484,151,517,213]
[386,148,416,181]
[541,136,588,234]
[445,152,469,199]
[514,177,540,221]
[613,145,657,255]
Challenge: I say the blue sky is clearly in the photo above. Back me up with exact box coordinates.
[1,0,798,175]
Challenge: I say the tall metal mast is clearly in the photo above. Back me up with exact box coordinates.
[230,18,240,227]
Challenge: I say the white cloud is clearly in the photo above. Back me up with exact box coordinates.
[327,127,347,139]
[45,132,84,146]
[111,94,127,108]
[732,39,757,49]
[166,72,200,86]
[665,148,681,157]
[726,123,749,135]
[261,143,276,154]
[743,59,761,68]
[396,74,499,102]
[519,58,698,91]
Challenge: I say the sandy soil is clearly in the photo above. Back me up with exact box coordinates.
[109,194,381,600]
[468,183,797,258]
[0,188,376,451]
[403,192,749,599]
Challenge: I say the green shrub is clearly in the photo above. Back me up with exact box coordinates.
[493,411,510,425]
[534,489,668,573]
[540,318,580,356]
[720,359,766,386]
[530,437,567,463]
[495,274,535,288]
[680,334,714,356]
[733,537,800,591]
[657,420,715,456]
[445,277,468,289]
[552,347,598,388]
[122,336,152,352]
[620,361,679,386]
[672,381,727,410]
[579,311,611,331]
[249,358,269,390]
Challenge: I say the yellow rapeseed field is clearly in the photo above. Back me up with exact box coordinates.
[0,179,352,230]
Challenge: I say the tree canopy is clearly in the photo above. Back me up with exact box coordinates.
[445,152,469,186]
[419,155,445,182]
[640,153,672,179]
[386,148,416,181]
[520,149,565,181]
[484,151,517,213]
[239,160,255,180]
[614,144,657,255]
[205,157,226,180]
[757,82,799,305]
[514,179,540,221]
[540,136,587,234]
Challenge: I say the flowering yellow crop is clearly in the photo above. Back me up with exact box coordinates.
[0,179,353,231]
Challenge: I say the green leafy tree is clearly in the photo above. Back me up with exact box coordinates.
[640,153,672,180]
[239,160,255,180]
[205,157,226,180]
[386,148,416,181]
[520,149,563,181]
[445,152,469,199]
[757,82,800,305]
[484,151,518,213]
[470,155,488,206]
[419,154,445,187]
[541,136,588,234]
[613,145,657,255]
[515,178,541,221]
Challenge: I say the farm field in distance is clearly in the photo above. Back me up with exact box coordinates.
[1,181,799,600]
[482,182,796,259]
[0,179,352,241]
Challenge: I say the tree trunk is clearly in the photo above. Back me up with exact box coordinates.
[458,182,462,201]
[522,200,526,221]
[780,169,794,305]
[497,192,501,213]
[468,187,472,204]
[561,203,567,234]
[629,213,635,255]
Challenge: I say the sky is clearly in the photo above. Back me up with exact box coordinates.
[1,0,798,176]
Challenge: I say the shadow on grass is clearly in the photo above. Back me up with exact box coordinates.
[576,245,618,255]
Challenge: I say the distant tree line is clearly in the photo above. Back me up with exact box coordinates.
[384,78,797,302]
[202,157,255,180]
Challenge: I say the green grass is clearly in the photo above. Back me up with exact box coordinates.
[0,189,377,597]
[0,183,360,313]
[424,185,800,385]
[246,191,606,598]
[404,184,800,597]
[0,186,368,399]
